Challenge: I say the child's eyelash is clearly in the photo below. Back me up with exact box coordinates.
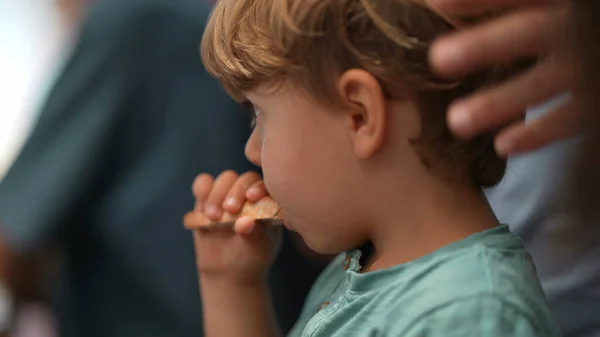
[241,100,258,129]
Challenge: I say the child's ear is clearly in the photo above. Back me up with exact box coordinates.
[337,69,388,159]
[338,70,422,159]
[338,69,386,159]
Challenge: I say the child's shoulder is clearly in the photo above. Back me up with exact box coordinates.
[370,225,560,336]
[306,225,546,304]
[382,225,546,307]
[291,226,562,337]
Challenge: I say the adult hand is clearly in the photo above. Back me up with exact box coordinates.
[427,0,579,157]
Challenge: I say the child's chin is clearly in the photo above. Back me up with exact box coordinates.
[282,219,294,231]
[301,236,345,256]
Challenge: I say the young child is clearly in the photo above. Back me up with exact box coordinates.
[183,0,562,336]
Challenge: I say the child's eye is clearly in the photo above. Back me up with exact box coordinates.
[242,100,260,129]
[251,107,261,129]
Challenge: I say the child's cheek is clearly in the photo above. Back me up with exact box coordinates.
[260,133,298,206]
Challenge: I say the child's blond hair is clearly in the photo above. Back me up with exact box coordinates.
[201,0,521,187]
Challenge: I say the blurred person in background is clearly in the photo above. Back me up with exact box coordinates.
[0,0,322,337]
[0,0,72,180]
[485,100,600,337]
[0,1,74,336]
[427,0,600,336]
[55,0,88,26]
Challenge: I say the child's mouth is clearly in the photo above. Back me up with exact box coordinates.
[277,209,294,231]
[283,221,294,231]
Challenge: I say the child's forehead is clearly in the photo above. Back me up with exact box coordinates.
[243,89,281,109]
[244,88,272,103]
[245,80,301,101]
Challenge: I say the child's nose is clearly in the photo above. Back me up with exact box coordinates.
[244,131,262,167]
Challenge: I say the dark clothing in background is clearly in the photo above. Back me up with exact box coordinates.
[0,1,322,336]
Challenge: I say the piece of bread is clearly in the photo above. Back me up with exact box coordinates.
[219,197,281,223]
[240,197,281,220]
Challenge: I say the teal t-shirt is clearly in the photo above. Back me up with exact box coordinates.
[288,225,562,337]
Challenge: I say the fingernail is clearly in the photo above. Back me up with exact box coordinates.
[205,205,220,219]
[247,186,262,197]
[448,104,472,136]
[224,197,240,209]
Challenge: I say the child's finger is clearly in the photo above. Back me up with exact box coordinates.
[204,170,239,220]
[183,211,211,230]
[235,217,282,250]
[245,180,268,202]
[222,171,262,214]
[192,173,214,210]
[234,216,257,235]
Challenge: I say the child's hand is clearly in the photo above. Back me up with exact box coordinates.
[183,171,282,285]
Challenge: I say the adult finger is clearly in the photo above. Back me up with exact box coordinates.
[426,0,562,15]
[494,98,579,156]
[222,171,262,214]
[448,55,573,138]
[429,6,565,78]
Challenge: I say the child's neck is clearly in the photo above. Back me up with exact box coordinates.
[361,172,498,273]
